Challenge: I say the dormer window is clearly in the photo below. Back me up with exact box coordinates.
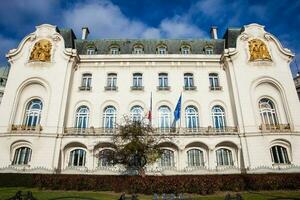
[205,46,213,55]
[157,44,167,54]
[133,44,144,54]
[181,45,191,54]
[110,45,120,54]
[87,48,95,55]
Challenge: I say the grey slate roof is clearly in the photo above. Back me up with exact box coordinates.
[223,28,242,48]
[57,28,76,49]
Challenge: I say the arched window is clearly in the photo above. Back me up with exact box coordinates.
[259,98,278,126]
[160,149,174,167]
[212,106,226,130]
[270,145,290,164]
[130,106,143,122]
[12,147,32,165]
[110,45,120,54]
[158,106,171,129]
[103,106,116,129]
[204,46,213,54]
[156,44,167,54]
[216,148,233,166]
[98,149,115,167]
[133,44,144,54]
[69,149,86,167]
[187,149,204,167]
[75,106,89,129]
[24,99,43,127]
[181,45,191,54]
[185,106,199,129]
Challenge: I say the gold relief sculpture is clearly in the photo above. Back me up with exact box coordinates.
[248,39,272,61]
[29,39,52,62]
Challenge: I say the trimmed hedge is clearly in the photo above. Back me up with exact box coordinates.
[0,173,300,194]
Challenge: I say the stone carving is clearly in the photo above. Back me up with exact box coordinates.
[29,39,52,62]
[248,39,271,61]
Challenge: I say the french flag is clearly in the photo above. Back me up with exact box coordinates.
[147,92,152,123]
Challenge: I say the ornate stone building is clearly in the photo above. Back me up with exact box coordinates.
[0,23,299,175]
[0,66,10,104]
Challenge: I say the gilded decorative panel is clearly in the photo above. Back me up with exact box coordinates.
[248,39,271,61]
[29,39,52,62]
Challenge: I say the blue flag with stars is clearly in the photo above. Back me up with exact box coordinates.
[174,94,182,122]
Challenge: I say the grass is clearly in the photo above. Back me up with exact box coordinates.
[0,187,300,200]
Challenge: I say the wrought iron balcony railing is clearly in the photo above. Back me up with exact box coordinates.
[157,86,170,91]
[259,124,291,132]
[9,124,42,134]
[104,86,118,91]
[78,86,92,91]
[209,86,223,91]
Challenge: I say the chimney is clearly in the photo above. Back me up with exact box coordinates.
[210,26,218,39]
[81,27,90,40]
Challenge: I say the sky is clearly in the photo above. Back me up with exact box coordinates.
[0,0,300,75]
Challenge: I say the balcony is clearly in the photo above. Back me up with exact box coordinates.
[209,86,222,91]
[105,86,118,91]
[183,86,197,91]
[64,127,117,135]
[131,86,144,91]
[9,124,42,134]
[78,86,92,91]
[259,124,291,132]
[157,86,170,91]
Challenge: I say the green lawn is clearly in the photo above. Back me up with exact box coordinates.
[0,187,300,200]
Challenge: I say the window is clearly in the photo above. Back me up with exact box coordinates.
[132,73,143,89]
[69,149,86,167]
[98,149,115,167]
[80,73,92,90]
[12,147,32,165]
[75,106,89,129]
[209,73,221,90]
[270,145,290,164]
[216,148,233,166]
[181,46,191,54]
[160,149,174,167]
[157,45,167,54]
[110,47,120,54]
[259,98,278,126]
[158,73,169,89]
[205,47,213,55]
[212,106,226,130]
[187,149,204,167]
[133,45,144,54]
[130,106,143,122]
[87,48,95,55]
[24,99,43,127]
[184,73,195,90]
[158,106,171,129]
[103,106,116,129]
[106,73,117,90]
[185,106,199,129]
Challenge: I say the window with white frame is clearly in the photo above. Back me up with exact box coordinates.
[209,73,220,89]
[110,46,120,54]
[205,47,213,54]
[103,106,116,129]
[24,99,43,127]
[12,147,32,165]
[212,106,226,129]
[181,46,190,54]
[81,73,92,89]
[130,106,143,122]
[75,106,89,129]
[106,73,117,88]
[216,148,233,166]
[132,73,143,87]
[270,145,290,164]
[98,149,115,167]
[259,98,278,126]
[160,149,175,167]
[185,106,199,129]
[158,106,171,129]
[158,73,168,88]
[68,149,86,167]
[86,48,95,55]
[133,45,144,54]
[184,73,194,88]
[157,45,167,54]
[187,149,204,167]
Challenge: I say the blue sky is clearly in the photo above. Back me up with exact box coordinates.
[0,0,300,75]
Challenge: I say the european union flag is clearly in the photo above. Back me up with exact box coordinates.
[174,94,182,122]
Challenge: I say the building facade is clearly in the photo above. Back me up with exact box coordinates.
[294,74,300,101]
[0,66,10,104]
[0,23,299,175]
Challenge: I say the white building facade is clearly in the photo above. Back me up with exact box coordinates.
[0,23,299,175]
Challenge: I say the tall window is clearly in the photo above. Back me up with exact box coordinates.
[12,147,32,165]
[24,99,43,127]
[159,106,171,129]
[81,73,92,90]
[160,149,174,167]
[98,149,114,167]
[259,98,278,126]
[212,106,226,130]
[270,145,290,164]
[187,149,204,167]
[158,73,168,88]
[69,149,86,167]
[209,73,220,90]
[103,106,116,129]
[106,73,117,89]
[132,73,143,87]
[131,106,143,122]
[184,73,194,89]
[185,106,199,129]
[75,106,89,129]
[216,148,233,166]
